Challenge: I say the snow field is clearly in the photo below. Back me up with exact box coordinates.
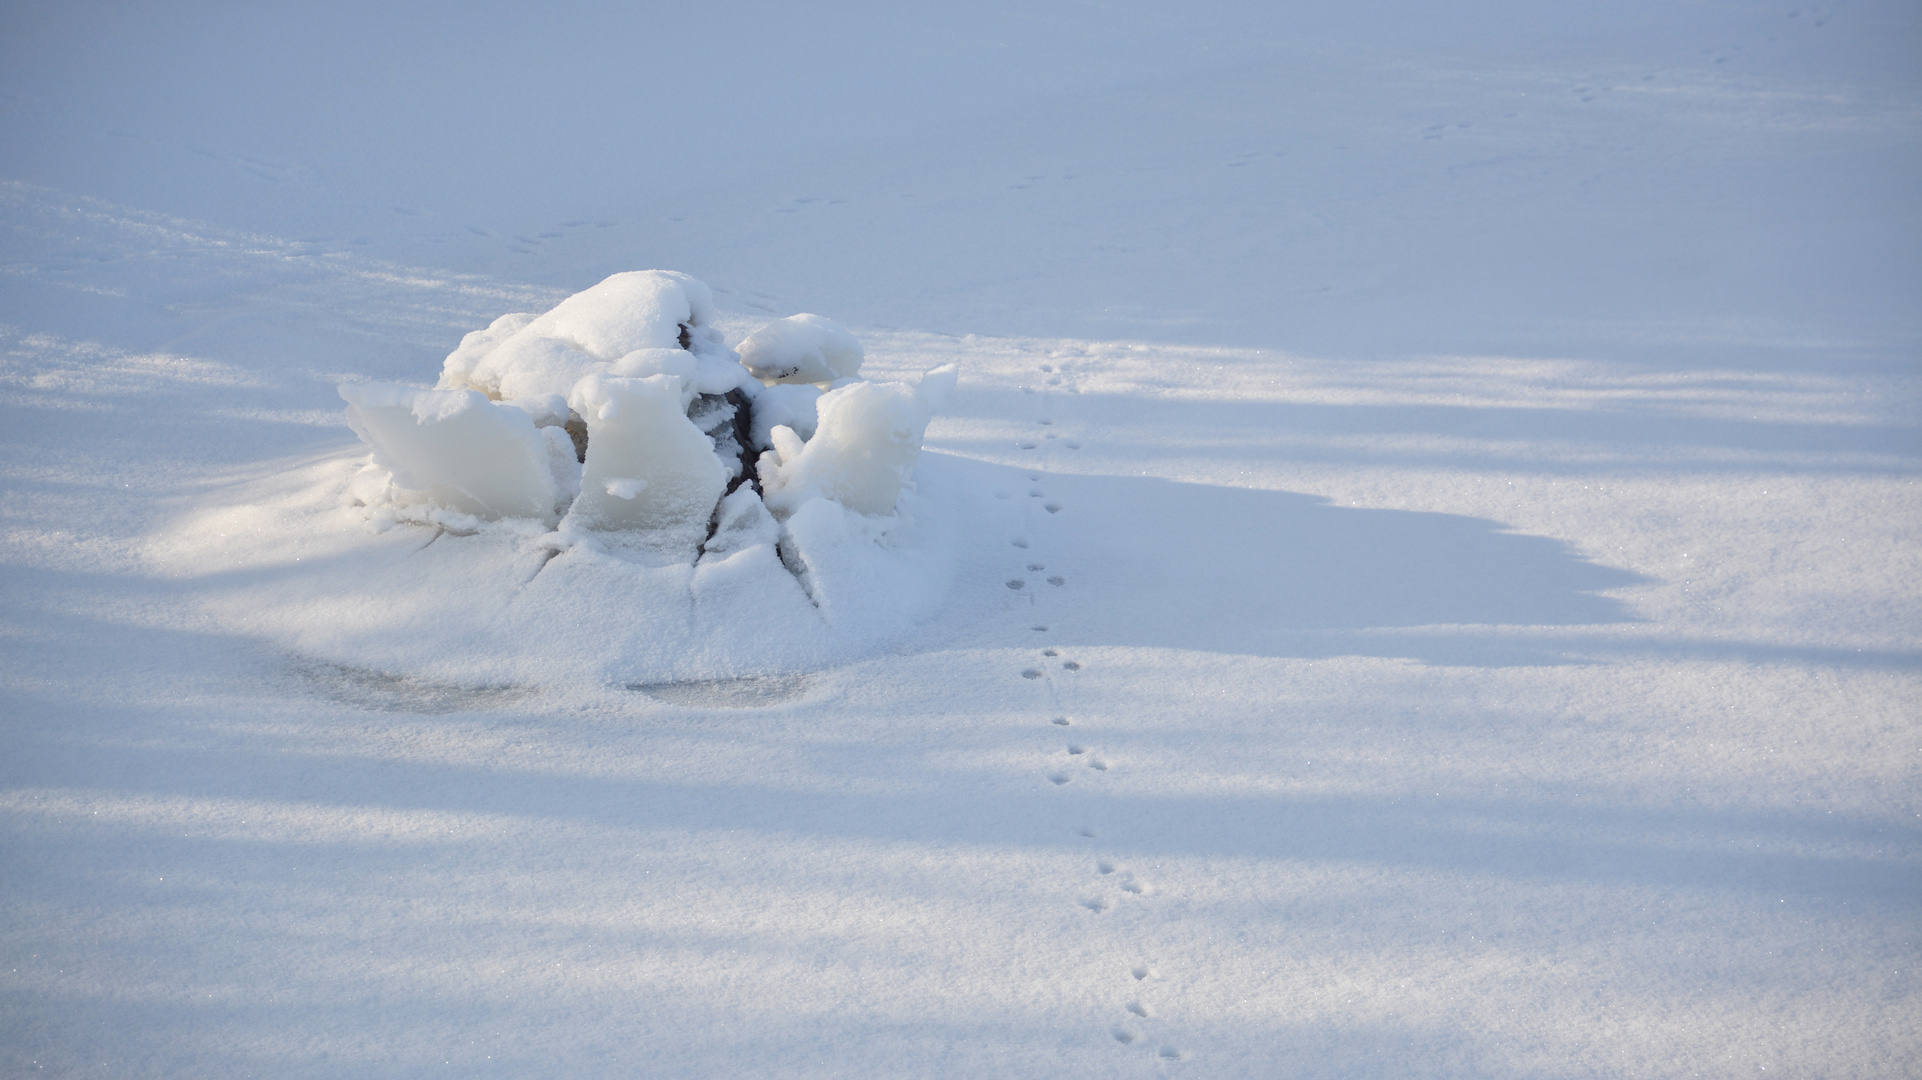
[1,240,1916,1073]
[2,265,1917,1074]
[2,0,1918,1074]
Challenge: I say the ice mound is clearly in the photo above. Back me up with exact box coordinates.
[264,270,964,687]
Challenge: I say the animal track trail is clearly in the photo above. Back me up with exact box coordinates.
[1038,351,1191,1065]
[1015,351,1184,1062]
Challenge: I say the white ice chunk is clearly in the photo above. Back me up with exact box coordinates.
[565,373,727,532]
[915,362,959,411]
[748,383,823,450]
[442,270,730,401]
[339,382,557,520]
[738,313,864,384]
[760,365,955,517]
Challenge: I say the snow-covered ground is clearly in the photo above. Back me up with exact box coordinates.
[2,2,1917,1076]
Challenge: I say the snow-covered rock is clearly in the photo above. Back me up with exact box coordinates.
[439,270,740,402]
[737,313,865,384]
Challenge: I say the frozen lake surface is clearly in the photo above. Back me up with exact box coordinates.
[1,2,1917,1076]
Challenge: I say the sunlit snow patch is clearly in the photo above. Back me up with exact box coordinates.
[153,272,958,690]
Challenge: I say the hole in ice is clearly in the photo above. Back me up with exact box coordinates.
[297,663,533,714]
[628,674,809,708]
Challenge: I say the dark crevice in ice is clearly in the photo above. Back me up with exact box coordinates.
[563,412,589,463]
[693,388,764,553]
[776,535,820,607]
[522,547,560,585]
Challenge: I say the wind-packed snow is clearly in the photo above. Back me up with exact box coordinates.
[1,1,1918,1077]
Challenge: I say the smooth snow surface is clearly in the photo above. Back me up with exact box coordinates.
[2,2,1919,1077]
